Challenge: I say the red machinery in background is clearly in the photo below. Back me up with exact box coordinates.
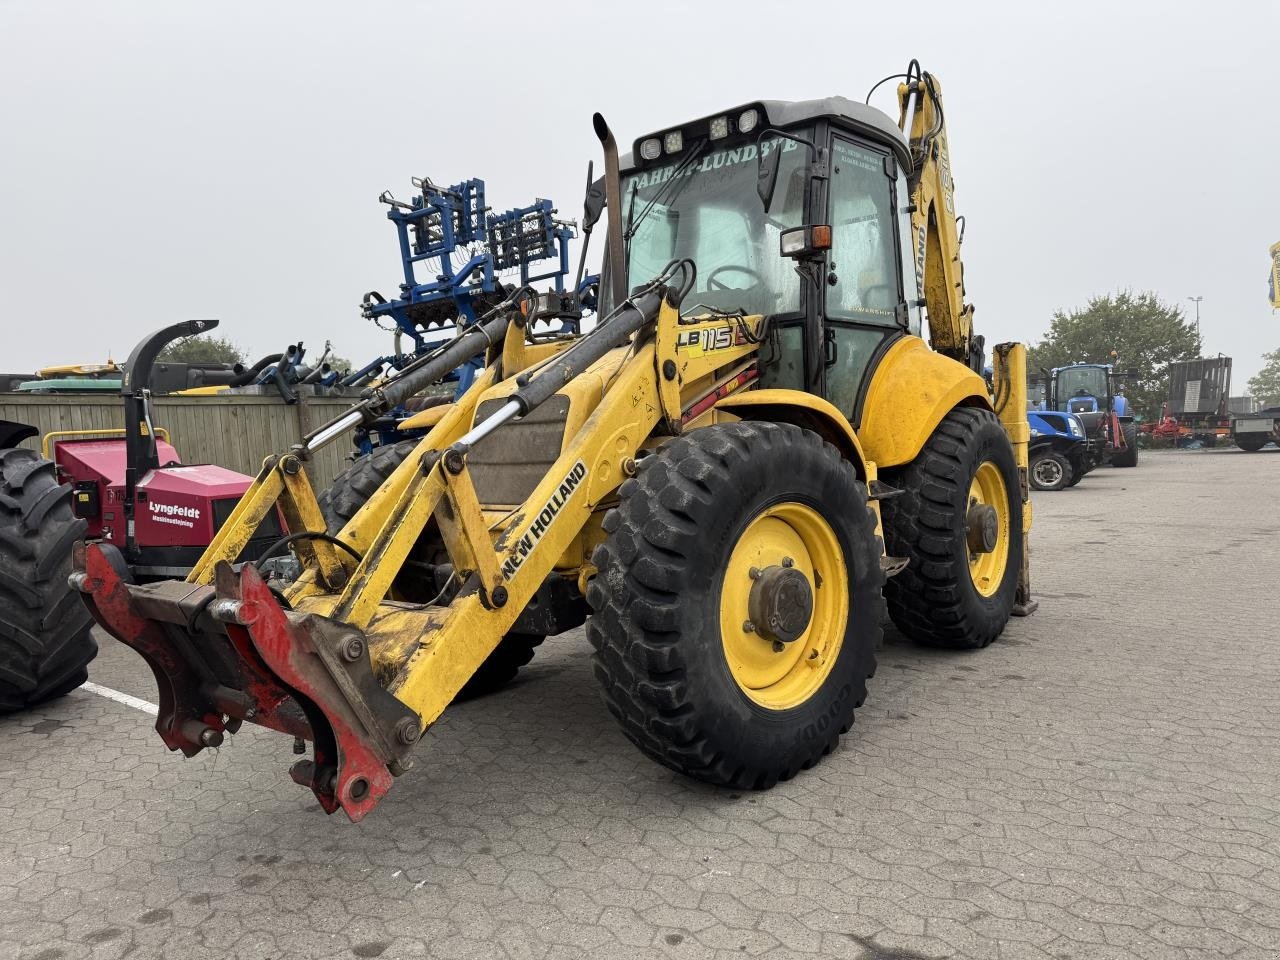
[0,319,282,712]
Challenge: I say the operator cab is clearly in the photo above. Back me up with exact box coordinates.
[615,98,921,426]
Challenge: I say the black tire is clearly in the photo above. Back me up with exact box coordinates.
[455,633,544,700]
[1234,435,1268,452]
[1065,469,1085,487]
[1028,448,1072,492]
[318,439,421,528]
[879,407,1023,650]
[318,440,543,699]
[587,421,884,790]
[0,448,97,713]
[1112,421,1138,467]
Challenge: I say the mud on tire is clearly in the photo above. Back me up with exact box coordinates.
[0,449,97,713]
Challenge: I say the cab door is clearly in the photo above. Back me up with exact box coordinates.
[821,135,920,425]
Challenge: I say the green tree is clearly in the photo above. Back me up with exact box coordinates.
[1026,290,1202,420]
[157,335,246,366]
[1247,348,1280,406]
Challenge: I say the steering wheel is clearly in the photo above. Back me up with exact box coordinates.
[707,265,766,291]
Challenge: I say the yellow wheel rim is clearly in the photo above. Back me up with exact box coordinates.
[967,462,1011,597]
[719,503,848,710]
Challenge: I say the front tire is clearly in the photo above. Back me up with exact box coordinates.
[587,421,884,789]
[880,407,1023,650]
[1029,448,1072,492]
[1112,421,1138,467]
[0,449,97,713]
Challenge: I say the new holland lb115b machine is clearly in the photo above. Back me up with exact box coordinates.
[74,61,1035,821]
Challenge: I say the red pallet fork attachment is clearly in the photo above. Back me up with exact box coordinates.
[72,542,421,822]
[1109,409,1127,452]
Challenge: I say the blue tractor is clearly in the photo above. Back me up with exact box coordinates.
[1038,362,1138,469]
[1027,409,1092,490]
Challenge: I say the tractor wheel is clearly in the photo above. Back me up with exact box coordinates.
[0,448,97,713]
[1234,435,1268,452]
[1112,422,1139,467]
[1029,448,1072,492]
[318,440,544,699]
[317,439,421,526]
[587,421,884,789]
[879,407,1023,650]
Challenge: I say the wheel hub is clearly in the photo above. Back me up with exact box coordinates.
[747,563,814,645]
[1033,458,1062,486]
[966,502,998,554]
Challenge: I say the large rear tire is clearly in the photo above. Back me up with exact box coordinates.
[0,449,97,713]
[1112,421,1139,467]
[880,407,1023,650]
[318,440,543,699]
[587,421,884,789]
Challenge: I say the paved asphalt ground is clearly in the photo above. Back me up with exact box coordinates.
[2,447,1278,960]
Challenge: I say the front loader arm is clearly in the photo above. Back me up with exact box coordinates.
[73,279,722,821]
[898,62,977,368]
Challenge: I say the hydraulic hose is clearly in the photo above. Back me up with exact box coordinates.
[229,353,283,387]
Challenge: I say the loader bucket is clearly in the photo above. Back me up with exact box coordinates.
[71,542,420,822]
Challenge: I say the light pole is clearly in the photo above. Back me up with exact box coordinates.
[1187,296,1203,338]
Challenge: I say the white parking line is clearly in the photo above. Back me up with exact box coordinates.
[82,681,159,716]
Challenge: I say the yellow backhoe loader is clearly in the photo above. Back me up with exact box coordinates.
[76,61,1035,821]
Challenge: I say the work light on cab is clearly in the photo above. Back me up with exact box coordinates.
[779,224,831,258]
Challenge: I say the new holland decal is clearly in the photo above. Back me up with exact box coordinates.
[500,460,588,581]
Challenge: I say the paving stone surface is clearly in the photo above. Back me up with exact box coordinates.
[1,447,1277,960]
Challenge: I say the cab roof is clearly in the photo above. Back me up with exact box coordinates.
[619,96,911,174]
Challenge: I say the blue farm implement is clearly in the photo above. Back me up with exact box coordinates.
[345,176,598,454]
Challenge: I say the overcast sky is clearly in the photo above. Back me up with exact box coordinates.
[2,1,1277,386]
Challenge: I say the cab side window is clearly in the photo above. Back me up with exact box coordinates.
[827,140,899,324]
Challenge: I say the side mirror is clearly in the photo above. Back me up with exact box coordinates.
[755,128,818,211]
[582,161,604,232]
[757,147,782,210]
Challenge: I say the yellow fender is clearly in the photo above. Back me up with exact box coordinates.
[715,388,869,479]
[857,337,990,470]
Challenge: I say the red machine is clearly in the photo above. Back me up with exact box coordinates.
[1,319,289,713]
[52,437,280,578]
[1,318,283,583]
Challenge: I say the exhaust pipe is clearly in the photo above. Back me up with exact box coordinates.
[593,114,627,312]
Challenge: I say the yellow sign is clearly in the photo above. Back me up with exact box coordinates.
[1271,242,1280,309]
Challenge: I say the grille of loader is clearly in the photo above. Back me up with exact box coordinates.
[467,394,571,507]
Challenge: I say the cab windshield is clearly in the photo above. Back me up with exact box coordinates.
[622,133,810,317]
[1056,366,1108,400]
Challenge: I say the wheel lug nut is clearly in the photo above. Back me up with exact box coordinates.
[781,557,794,568]
[772,641,785,653]
[748,566,762,580]
[743,620,757,633]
